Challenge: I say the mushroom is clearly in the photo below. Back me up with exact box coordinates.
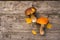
[25,7,37,23]
[36,17,49,35]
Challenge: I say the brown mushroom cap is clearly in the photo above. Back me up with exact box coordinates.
[25,7,36,16]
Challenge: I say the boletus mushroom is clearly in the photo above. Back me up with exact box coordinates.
[36,17,49,35]
[25,7,37,23]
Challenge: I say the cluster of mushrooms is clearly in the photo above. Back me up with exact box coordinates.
[25,7,52,36]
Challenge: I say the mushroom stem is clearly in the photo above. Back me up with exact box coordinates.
[40,24,45,35]
[31,15,36,23]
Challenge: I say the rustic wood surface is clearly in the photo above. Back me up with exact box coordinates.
[0,1,60,40]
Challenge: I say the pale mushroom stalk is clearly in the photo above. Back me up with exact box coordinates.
[40,24,45,35]
[31,14,36,23]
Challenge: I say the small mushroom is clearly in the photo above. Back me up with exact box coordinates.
[36,17,48,35]
[25,7,37,23]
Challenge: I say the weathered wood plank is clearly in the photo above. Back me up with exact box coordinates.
[0,1,60,40]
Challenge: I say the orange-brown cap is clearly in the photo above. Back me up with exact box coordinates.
[25,7,36,16]
[36,17,48,24]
